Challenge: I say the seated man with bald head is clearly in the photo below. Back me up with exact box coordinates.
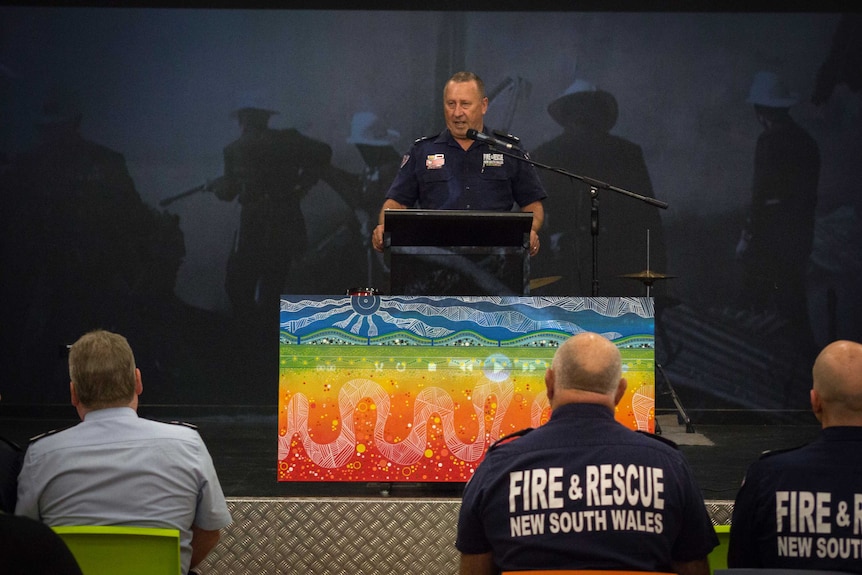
[456,332,717,575]
[729,339,862,571]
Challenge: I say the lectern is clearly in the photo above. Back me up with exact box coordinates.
[383,209,532,296]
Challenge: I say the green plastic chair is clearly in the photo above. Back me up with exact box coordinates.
[51,525,181,575]
[709,524,731,574]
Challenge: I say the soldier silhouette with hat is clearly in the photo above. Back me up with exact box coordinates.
[532,78,667,296]
[736,71,820,350]
[0,87,184,400]
[211,92,332,322]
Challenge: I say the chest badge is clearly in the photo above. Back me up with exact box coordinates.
[425,154,445,169]
[483,153,504,168]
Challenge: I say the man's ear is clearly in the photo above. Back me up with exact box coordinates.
[70,381,79,407]
[545,367,556,403]
[135,368,143,397]
[810,388,823,422]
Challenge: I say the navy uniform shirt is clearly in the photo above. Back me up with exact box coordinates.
[729,426,862,572]
[456,403,717,572]
[385,129,547,210]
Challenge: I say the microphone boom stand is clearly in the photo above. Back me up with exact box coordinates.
[489,143,691,432]
[489,146,668,295]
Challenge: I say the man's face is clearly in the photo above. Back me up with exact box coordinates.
[443,80,488,141]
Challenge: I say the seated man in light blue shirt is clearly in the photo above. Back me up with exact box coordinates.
[16,329,232,575]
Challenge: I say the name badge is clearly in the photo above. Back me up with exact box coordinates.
[483,153,504,168]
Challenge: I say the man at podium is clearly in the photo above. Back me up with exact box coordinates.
[371,71,546,257]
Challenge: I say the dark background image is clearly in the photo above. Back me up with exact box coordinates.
[1,4,859,423]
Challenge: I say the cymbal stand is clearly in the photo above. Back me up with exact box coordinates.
[590,186,599,296]
[644,229,652,298]
[633,229,694,434]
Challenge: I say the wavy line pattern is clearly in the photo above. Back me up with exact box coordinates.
[280,296,654,346]
[279,376,547,468]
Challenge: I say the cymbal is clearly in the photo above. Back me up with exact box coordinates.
[618,269,677,282]
[529,276,562,290]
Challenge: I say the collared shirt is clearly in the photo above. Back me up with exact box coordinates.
[16,407,232,575]
[456,403,717,572]
[729,426,862,572]
[385,129,547,211]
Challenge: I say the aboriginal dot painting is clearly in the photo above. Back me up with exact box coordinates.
[278,296,655,482]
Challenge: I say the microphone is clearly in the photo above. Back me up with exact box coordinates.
[466,129,520,150]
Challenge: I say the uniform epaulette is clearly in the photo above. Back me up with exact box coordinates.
[413,134,436,144]
[142,417,198,430]
[29,425,75,444]
[489,428,534,451]
[636,430,679,449]
[167,420,198,430]
[758,444,806,460]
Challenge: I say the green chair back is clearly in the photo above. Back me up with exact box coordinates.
[709,524,731,574]
[52,525,181,575]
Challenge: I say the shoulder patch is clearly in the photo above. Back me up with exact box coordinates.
[145,418,199,430]
[636,430,679,449]
[489,427,534,451]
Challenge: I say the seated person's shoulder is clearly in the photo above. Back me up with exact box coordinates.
[488,428,534,453]
[127,418,204,445]
[761,443,807,458]
[751,443,809,466]
[147,418,200,434]
[165,419,198,430]
[27,424,76,446]
[635,429,680,450]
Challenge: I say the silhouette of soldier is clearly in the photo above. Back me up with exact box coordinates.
[211,94,332,321]
[0,88,184,400]
[736,71,820,348]
[531,79,667,297]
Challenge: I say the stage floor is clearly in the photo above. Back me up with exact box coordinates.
[1,407,822,502]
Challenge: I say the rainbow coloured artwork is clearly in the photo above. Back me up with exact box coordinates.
[278,296,655,482]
